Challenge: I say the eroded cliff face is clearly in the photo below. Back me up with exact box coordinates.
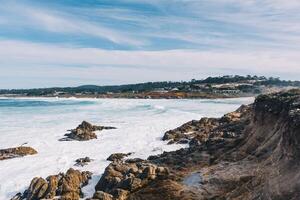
[128,89,300,200]
[230,89,300,200]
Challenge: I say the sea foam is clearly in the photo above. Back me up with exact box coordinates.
[0,97,254,199]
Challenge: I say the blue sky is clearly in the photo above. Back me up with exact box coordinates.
[0,0,300,88]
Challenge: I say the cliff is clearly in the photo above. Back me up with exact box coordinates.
[126,89,300,199]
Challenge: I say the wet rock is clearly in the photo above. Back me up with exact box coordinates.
[0,146,37,160]
[75,157,93,167]
[13,168,92,200]
[60,121,116,141]
[107,153,133,162]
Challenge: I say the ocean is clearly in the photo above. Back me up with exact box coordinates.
[0,97,254,199]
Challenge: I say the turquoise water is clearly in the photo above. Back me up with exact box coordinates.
[0,98,95,107]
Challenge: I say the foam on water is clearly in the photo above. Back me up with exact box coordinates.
[0,97,254,199]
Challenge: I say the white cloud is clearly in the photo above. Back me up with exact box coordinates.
[0,40,299,88]
[0,2,146,46]
[0,1,300,88]
[2,0,300,50]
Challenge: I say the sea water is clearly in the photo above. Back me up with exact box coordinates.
[0,97,254,199]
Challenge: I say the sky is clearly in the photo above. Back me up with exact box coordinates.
[0,0,300,89]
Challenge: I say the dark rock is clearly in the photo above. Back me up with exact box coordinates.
[60,121,116,141]
[75,157,93,167]
[107,153,133,162]
[0,146,37,161]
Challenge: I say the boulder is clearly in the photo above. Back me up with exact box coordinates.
[60,121,116,141]
[12,168,92,200]
[93,159,169,199]
[0,146,37,160]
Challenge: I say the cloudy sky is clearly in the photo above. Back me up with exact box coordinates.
[1,0,300,88]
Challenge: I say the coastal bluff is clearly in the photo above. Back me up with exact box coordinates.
[92,89,300,200]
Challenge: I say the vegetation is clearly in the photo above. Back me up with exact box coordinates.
[0,75,299,97]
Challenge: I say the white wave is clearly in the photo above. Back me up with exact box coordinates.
[0,98,254,199]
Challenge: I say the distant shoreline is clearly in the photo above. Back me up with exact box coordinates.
[2,75,299,100]
[0,92,255,100]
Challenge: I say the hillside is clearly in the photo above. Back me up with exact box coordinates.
[1,75,300,99]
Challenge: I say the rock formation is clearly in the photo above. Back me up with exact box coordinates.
[61,121,116,141]
[91,89,300,200]
[91,159,169,200]
[162,104,251,145]
[0,146,37,160]
[146,89,300,199]
[11,90,300,200]
[11,168,92,200]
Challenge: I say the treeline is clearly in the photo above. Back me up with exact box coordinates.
[0,81,188,96]
[1,75,299,96]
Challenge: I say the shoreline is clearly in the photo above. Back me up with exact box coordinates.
[8,89,300,199]
[0,97,254,199]
[0,95,256,101]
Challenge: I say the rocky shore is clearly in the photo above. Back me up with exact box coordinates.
[10,89,300,199]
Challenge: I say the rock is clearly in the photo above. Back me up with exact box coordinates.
[107,153,132,162]
[13,168,92,200]
[10,193,22,200]
[75,157,92,167]
[0,146,37,161]
[119,177,142,191]
[111,189,129,200]
[162,105,250,146]
[140,165,157,180]
[44,175,59,199]
[93,159,169,199]
[60,121,116,141]
[93,191,113,200]
[141,89,300,199]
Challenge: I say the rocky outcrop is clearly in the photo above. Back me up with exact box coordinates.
[91,89,300,200]
[75,157,93,167]
[0,146,37,160]
[107,153,133,162]
[91,159,169,199]
[12,168,92,200]
[61,121,116,141]
[162,104,251,145]
[144,89,300,199]
[11,90,300,200]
